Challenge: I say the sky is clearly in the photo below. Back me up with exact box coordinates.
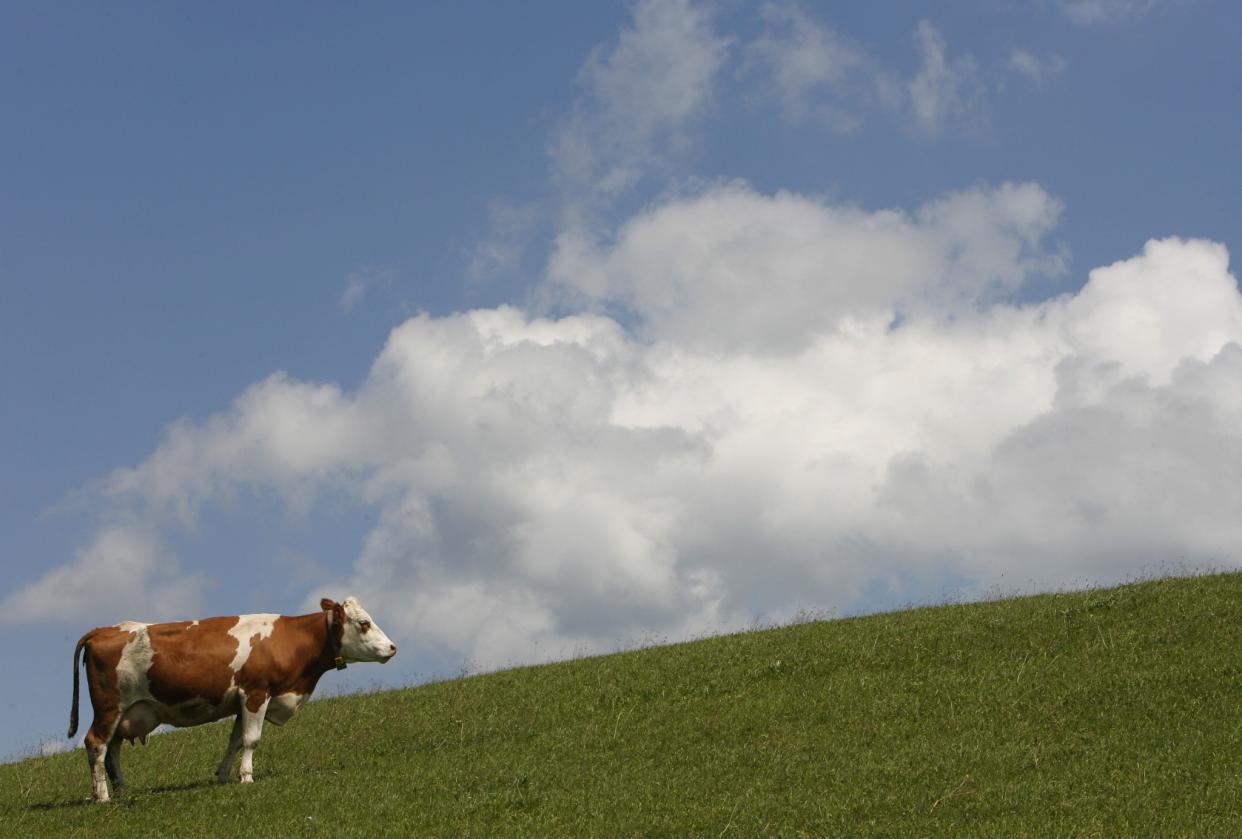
[2,0,1241,760]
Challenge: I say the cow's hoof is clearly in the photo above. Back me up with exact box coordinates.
[240,775,254,784]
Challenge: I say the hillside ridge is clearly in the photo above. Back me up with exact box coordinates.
[6,572,1242,836]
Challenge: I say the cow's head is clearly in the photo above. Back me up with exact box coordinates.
[321,596,397,664]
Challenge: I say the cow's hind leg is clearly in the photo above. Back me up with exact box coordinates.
[104,734,126,797]
[216,714,244,784]
[84,712,119,802]
[238,693,271,784]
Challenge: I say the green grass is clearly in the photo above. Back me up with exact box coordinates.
[7,572,1242,837]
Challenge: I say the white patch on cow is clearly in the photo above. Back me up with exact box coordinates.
[264,691,305,726]
[227,614,279,675]
[114,624,154,705]
[189,620,199,628]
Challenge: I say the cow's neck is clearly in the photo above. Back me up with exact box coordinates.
[285,612,347,697]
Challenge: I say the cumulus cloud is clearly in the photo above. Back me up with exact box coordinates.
[26,175,1240,680]
[544,180,1065,351]
[0,527,205,624]
[104,373,365,523]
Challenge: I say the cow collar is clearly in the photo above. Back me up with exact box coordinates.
[326,611,348,671]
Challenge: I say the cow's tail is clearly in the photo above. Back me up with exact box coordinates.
[68,631,94,739]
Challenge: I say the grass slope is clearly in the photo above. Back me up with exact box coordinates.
[6,573,1242,837]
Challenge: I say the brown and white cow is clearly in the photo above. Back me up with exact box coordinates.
[67,596,396,802]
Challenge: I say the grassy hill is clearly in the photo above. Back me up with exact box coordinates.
[6,572,1242,837]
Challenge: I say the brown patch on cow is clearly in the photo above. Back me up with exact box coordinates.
[320,599,347,642]
[81,626,132,729]
[78,624,139,778]
[330,603,346,649]
[145,616,241,707]
[236,613,338,700]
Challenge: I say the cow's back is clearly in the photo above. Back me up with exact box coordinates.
[144,616,243,707]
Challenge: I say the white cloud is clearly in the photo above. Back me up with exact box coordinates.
[1058,238,1242,385]
[550,0,732,200]
[741,2,869,130]
[340,266,394,314]
[33,178,1242,679]
[545,180,1064,351]
[1058,0,1181,25]
[904,21,987,136]
[340,275,367,313]
[741,11,1017,139]
[1006,49,1066,88]
[0,527,205,624]
[468,198,541,282]
[583,0,728,136]
[104,373,366,522]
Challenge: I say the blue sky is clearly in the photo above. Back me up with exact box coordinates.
[3,0,1241,760]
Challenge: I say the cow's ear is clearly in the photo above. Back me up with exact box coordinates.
[320,598,336,612]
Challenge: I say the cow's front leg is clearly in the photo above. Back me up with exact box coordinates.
[216,714,244,783]
[238,692,271,784]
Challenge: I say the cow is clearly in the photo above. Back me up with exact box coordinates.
[67,596,396,802]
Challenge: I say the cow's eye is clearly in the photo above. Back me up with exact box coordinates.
[360,621,372,633]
